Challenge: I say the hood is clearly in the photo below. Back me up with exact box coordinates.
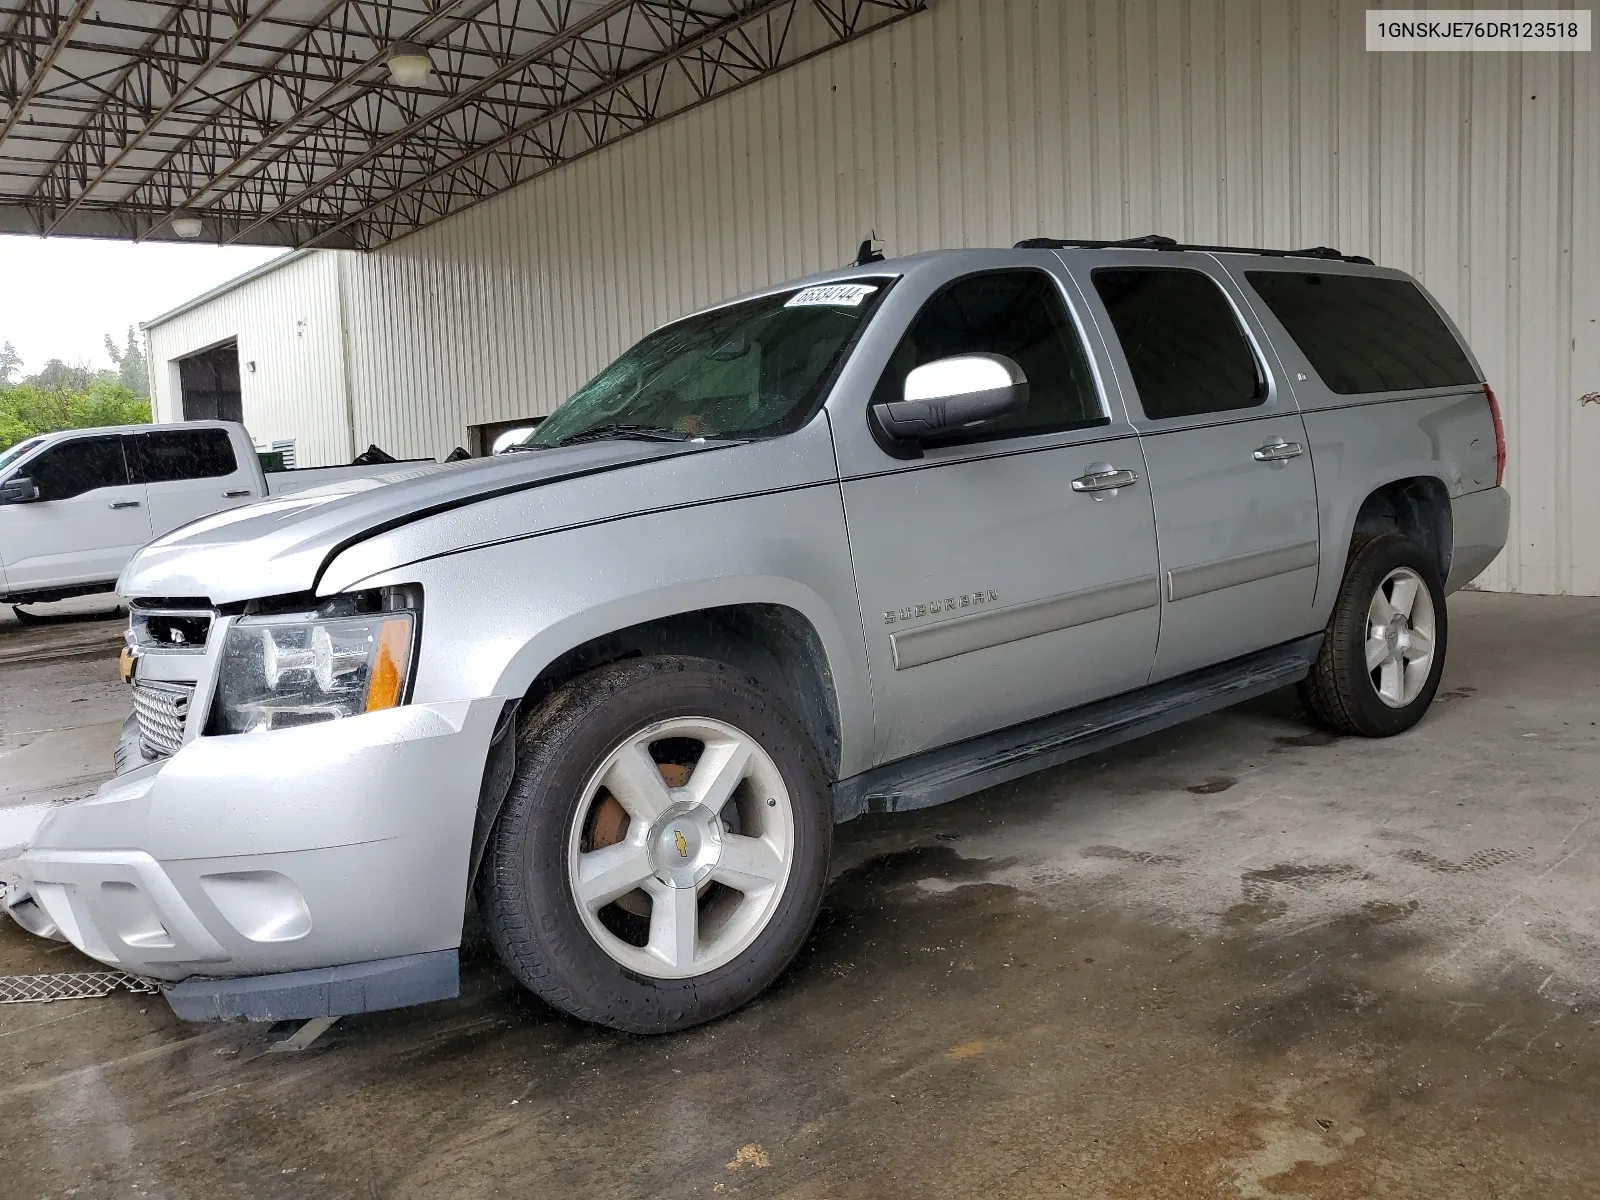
[118,440,721,605]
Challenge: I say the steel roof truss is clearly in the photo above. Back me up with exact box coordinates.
[0,0,924,246]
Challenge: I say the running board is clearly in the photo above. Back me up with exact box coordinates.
[832,635,1322,822]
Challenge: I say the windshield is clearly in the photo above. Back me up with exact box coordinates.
[522,282,886,448]
[0,436,44,477]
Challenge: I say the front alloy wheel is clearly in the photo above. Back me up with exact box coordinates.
[479,655,831,1034]
[567,716,796,979]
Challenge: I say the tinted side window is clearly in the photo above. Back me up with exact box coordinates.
[1245,271,1480,394]
[874,270,1105,444]
[128,429,238,483]
[1092,268,1264,420]
[26,438,129,501]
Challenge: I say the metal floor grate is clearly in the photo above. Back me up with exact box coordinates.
[0,970,160,1004]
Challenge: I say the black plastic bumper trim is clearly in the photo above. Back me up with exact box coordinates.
[164,949,460,1022]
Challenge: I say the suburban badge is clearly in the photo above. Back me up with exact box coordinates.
[884,589,999,624]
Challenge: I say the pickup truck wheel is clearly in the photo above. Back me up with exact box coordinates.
[1300,532,1448,737]
[479,655,831,1034]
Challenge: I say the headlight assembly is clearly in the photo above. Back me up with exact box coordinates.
[211,593,417,735]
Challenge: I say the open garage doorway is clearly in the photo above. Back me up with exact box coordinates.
[469,416,546,457]
[178,340,242,423]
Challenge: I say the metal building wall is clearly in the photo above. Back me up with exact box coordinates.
[146,250,354,469]
[329,0,1594,595]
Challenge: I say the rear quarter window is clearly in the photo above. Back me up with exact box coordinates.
[1245,271,1480,395]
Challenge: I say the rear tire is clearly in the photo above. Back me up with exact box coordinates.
[1300,532,1448,737]
[479,655,832,1034]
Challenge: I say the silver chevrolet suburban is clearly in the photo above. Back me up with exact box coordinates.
[7,238,1510,1035]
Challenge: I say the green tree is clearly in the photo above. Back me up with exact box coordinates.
[0,342,19,385]
[0,380,150,451]
[0,408,28,448]
[73,379,153,428]
[25,358,107,392]
[104,327,149,397]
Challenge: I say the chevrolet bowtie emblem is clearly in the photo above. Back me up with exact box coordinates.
[673,830,688,857]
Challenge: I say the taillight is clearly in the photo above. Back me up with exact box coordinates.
[1484,383,1506,487]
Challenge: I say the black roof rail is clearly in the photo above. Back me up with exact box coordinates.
[1013,234,1374,266]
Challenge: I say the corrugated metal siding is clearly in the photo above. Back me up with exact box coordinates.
[146,251,353,469]
[329,0,1592,594]
[1574,33,1600,597]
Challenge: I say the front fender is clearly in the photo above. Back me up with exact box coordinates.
[486,574,858,704]
[346,485,876,778]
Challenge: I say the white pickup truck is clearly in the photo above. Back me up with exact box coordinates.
[0,421,421,607]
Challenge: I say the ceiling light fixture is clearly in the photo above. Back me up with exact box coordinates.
[170,210,204,238]
[386,41,434,88]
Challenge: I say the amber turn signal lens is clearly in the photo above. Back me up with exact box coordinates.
[363,616,413,712]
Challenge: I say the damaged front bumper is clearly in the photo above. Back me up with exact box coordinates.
[1,876,62,940]
[8,696,506,1021]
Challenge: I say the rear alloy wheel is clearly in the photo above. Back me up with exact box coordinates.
[1300,532,1449,737]
[1364,565,1439,708]
[479,655,831,1034]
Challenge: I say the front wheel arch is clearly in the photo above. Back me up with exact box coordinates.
[466,602,846,902]
[510,602,844,781]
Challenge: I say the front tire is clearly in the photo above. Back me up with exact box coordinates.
[479,655,832,1034]
[1300,532,1448,737]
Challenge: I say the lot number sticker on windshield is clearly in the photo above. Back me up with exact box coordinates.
[785,284,879,308]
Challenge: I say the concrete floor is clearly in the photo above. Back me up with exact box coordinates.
[0,595,127,859]
[2,590,1598,1199]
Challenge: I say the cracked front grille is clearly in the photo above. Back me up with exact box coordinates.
[133,681,193,759]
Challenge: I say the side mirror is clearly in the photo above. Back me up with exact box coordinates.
[0,476,39,504]
[872,353,1029,441]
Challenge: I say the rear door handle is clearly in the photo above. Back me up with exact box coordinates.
[1071,467,1139,494]
[223,489,252,498]
[109,500,141,509]
[1253,440,1305,463]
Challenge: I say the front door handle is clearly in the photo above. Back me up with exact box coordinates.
[223,489,252,498]
[1071,467,1139,495]
[109,500,142,509]
[1253,439,1305,463]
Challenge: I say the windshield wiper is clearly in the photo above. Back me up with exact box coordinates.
[544,423,697,447]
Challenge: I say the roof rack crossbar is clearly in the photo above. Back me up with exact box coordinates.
[1013,234,1374,266]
